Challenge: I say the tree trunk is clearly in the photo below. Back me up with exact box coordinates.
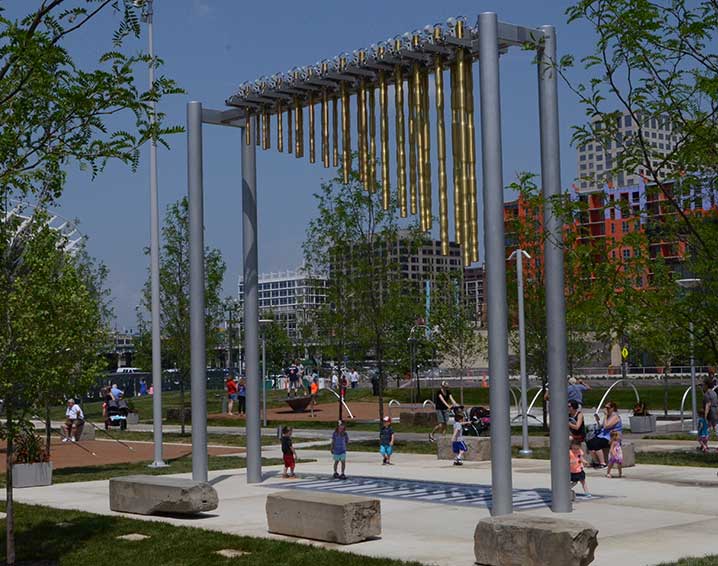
[6,412,16,566]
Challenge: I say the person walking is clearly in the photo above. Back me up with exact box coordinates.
[350,368,360,389]
[226,375,238,415]
[237,377,247,416]
[586,401,622,468]
[380,416,395,465]
[139,378,148,396]
[570,438,590,497]
[429,381,458,442]
[702,377,718,433]
[606,430,623,478]
[331,367,339,390]
[61,399,85,443]
[451,407,468,466]
[331,420,349,479]
[281,426,296,478]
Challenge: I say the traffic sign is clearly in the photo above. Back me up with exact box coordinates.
[621,347,629,360]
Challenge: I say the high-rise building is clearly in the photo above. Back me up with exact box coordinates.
[463,266,486,327]
[576,110,678,192]
[237,267,328,342]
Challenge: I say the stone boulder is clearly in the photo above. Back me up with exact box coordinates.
[109,475,218,516]
[266,490,380,544]
[474,515,598,566]
[399,411,437,426]
[437,435,490,461]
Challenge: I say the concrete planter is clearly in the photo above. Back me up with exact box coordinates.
[629,415,656,434]
[126,412,140,425]
[13,462,53,488]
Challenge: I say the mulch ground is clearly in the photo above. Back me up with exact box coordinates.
[0,438,241,472]
[210,401,432,422]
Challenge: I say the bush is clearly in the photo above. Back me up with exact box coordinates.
[13,430,49,464]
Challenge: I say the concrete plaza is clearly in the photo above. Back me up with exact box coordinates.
[8,439,718,566]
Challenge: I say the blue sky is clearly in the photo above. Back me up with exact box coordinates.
[11,1,598,329]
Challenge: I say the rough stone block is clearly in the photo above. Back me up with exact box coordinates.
[399,411,437,426]
[474,515,598,566]
[437,436,490,461]
[109,475,218,516]
[601,441,635,467]
[266,490,380,544]
[79,425,95,441]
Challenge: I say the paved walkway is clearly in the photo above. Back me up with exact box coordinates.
[9,447,718,566]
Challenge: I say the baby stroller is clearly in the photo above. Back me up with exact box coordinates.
[105,399,128,430]
[465,406,491,437]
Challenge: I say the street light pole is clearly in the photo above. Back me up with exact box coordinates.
[677,278,701,436]
[259,319,272,428]
[509,249,532,457]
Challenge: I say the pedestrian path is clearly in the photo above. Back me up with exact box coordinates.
[267,472,600,510]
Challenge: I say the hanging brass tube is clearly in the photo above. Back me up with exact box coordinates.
[368,82,376,193]
[322,89,330,167]
[245,110,252,146]
[464,57,479,263]
[261,108,270,150]
[455,21,471,266]
[341,80,351,183]
[378,69,390,208]
[407,66,418,216]
[412,61,424,225]
[422,68,432,232]
[255,114,260,146]
[332,95,339,168]
[276,102,284,152]
[394,64,407,217]
[449,56,462,246]
[357,78,367,186]
[295,97,304,158]
[287,104,293,154]
[308,93,316,163]
[434,55,449,256]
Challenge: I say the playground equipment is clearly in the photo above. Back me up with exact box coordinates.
[284,396,313,413]
[388,399,401,420]
[680,383,718,431]
[512,386,545,423]
[593,379,641,416]
[323,388,355,420]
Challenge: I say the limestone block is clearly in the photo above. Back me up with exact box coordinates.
[399,411,437,426]
[79,425,95,441]
[474,515,598,566]
[437,436,491,461]
[109,475,218,516]
[601,441,635,467]
[266,490,380,544]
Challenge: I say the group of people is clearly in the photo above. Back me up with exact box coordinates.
[225,374,247,416]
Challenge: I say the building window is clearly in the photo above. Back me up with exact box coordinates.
[622,249,631,259]
[624,115,632,128]
[580,154,586,161]
[651,118,657,129]
[622,221,629,232]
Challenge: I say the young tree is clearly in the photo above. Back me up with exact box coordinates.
[135,198,226,434]
[260,314,294,376]
[303,168,424,420]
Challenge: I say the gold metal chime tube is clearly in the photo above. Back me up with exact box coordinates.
[455,20,471,265]
[412,58,424,224]
[357,77,367,185]
[421,67,432,232]
[277,102,284,152]
[309,93,316,163]
[434,51,450,256]
[464,55,479,263]
[287,104,293,154]
[449,46,462,246]
[294,96,304,158]
[340,79,351,183]
[322,89,330,167]
[378,62,390,209]
[394,62,407,217]
[332,95,339,167]
[245,110,252,146]
[261,108,270,150]
[368,81,376,193]
[407,64,418,215]
[254,113,260,146]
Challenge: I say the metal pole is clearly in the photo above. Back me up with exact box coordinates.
[262,333,267,427]
[690,320,698,434]
[187,101,207,482]
[242,126,262,484]
[227,305,233,370]
[478,12,512,516]
[538,24,571,512]
[516,251,532,457]
[144,0,166,469]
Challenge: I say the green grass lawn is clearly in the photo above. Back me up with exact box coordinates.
[0,503,420,566]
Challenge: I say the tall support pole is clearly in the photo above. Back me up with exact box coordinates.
[516,251,532,457]
[538,25,571,513]
[478,12,512,516]
[262,333,267,428]
[187,101,207,482]
[146,0,166,469]
[242,127,262,484]
[689,321,698,434]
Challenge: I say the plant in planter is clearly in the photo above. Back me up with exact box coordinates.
[12,429,52,488]
[629,402,657,434]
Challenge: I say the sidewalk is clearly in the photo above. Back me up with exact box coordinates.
[9,448,718,566]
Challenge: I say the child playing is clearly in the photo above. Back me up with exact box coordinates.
[451,408,468,466]
[698,416,710,453]
[606,429,623,478]
[310,377,319,418]
[380,416,395,465]
[569,438,590,497]
[331,420,349,479]
[281,426,296,478]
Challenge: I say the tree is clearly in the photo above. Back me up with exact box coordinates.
[303,167,424,420]
[260,314,294,376]
[0,2,179,563]
[135,198,226,434]
[431,272,486,405]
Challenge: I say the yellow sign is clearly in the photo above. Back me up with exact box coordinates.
[621,347,629,360]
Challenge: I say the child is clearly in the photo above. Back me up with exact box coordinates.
[380,416,395,465]
[451,408,468,466]
[310,377,319,418]
[569,438,590,496]
[606,430,623,478]
[331,420,349,479]
[281,426,296,478]
[698,416,710,453]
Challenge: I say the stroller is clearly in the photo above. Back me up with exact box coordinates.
[105,399,128,430]
[464,406,491,437]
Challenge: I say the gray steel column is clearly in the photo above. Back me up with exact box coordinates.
[690,320,698,433]
[516,251,532,457]
[146,0,166,469]
[242,127,262,483]
[538,25,571,512]
[187,101,208,482]
[478,11,512,517]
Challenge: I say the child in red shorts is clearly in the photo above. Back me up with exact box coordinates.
[281,426,296,478]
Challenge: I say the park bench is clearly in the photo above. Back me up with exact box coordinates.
[109,475,218,516]
[266,490,381,544]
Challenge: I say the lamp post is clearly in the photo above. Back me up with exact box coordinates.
[677,278,701,435]
[134,0,166,468]
[259,319,272,427]
[409,323,426,400]
[509,249,532,457]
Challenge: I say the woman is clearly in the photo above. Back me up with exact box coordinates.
[568,399,586,442]
[586,401,622,468]
[237,377,247,416]
[703,377,718,432]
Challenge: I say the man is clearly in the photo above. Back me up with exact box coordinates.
[429,381,458,442]
[567,377,590,406]
[110,383,124,401]
[287,361,300,397]
[62,399,85,443]
[349,368,360,389]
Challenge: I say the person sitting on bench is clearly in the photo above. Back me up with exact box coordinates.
[62,399,85,443]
